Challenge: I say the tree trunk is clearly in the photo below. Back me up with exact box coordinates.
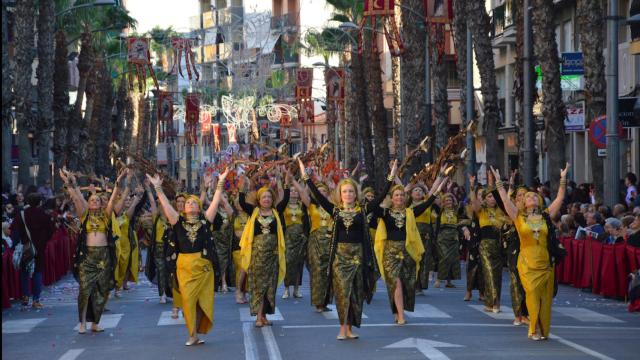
[2,0,13,192]
[123,89,134,152]
[113,78,127,148]
[452,0,467,122]
[53,31,70,191]
[15,0,36,187]
[326,97,336,156]
[148,95,157,161]
[344,57,358,170]
[67,30,93,171]
[466,0,501,168]
[514,0,526,173]
[431,26,449,154]
[90,61,112,177]
[363,32,390,192]
[352,52,375,180]
[140,95,150,157]
[400,0,427,176]
[36,0,55,185]
[532,0,566,191]
[79,64,97,175]
[577,0,605,192]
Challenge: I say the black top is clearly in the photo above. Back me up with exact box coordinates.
[173,215,213,253]
[371,195,436,241]
[628,231,640,248]
[307,179,392,243]
[239,189,288,236]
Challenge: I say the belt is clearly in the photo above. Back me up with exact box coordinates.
[480,226,500,240]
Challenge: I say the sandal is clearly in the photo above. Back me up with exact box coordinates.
[255,320,265,328]
[171,310,179,319]
[445,283,456,288]
[91,326,104,333]
[185,338,204,346]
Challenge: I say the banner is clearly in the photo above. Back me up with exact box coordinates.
[295,68,313,100]
[127,37,158,92]
[359,0,404,56]
[170,37,199,81]
[424,0,453,23]
[325,68,345,103]
[213,123,221,152]
[225,123,237,144]
[565,101,585,132]
[185,93,199,145]
[298,100,314,124]
[157,91,174,141]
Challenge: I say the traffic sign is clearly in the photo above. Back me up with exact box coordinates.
[588,115,624,149]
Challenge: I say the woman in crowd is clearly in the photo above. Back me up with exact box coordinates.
[298,158,396,340]
[231,194,250,304]
[490,164,568,340]
[61,168,125,334]
[409,183,437,294]
[281,176,308,299]
[145,185,171,304]
[113,182,144,297]
[147,168,230,346]
[238,172,288,327]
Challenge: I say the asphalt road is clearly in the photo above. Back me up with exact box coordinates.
[3,262,638,360]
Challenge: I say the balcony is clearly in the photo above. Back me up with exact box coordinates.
[217,6,244,26]
[492,1,516,48]
[271,13,298,30]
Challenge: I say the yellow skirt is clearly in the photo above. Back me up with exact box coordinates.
[232,250,246,291]
[115,235,139,287]
[177,253,215,336]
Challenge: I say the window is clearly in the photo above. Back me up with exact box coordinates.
[562,20,573,52]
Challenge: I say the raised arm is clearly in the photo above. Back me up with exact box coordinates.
[298,158,333,213]
[468,175,481,214]
[367,159,398,212]
[60,168,87,216]
[290,176,311,207]
[276,187,290,214]
[412,180,444,216]
[205,168,231,222]
[145,180,157,217]
[489,166,518,220]
[220,193,234,218]
[146,173,179,225]
[126,185,145,219]
[547,163,570,219]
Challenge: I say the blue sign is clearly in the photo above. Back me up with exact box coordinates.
[561,52,584,76]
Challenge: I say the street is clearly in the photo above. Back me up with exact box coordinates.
[2,264,638,360]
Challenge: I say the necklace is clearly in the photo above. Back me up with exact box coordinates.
[182,217,203,245]
[339,209,357,233]
[88,213,101,233]
[257,214,273,235]
[525,214,544,243]
[288,203,301,223]
[486,207,499,226]
[389,208,406,228]
[443,209,455,224]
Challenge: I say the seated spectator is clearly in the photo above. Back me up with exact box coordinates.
[560,214,576,238]
[612,203,628,218]
[628,214,640,247]
[598,205,612,219]
[602,218,624,244]
[574,212,587,228]
[585,212,605,236]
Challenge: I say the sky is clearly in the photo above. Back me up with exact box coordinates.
[125,0,200,34]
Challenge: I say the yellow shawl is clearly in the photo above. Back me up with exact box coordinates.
[374,208,425,279]
[239,208,286,285]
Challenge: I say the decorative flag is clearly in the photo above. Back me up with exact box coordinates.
[298,101,314,124]
[225,123,237,144]
[157,91,174,142]
[127,37,158,93]
[213,123,221,152]
[170,37,200,81]
[200,111,212,146]
[425,0,453,23]
[358,0,404,57]
[185,93,199,145]
[325,68,345,103]
[295,68,313,100]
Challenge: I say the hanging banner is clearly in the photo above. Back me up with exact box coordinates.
[325,68,345,103]
[157,91,174,141]
[185,93,200,145]
[359,0,404,56]
[565,101,585,132]
[127,37,158,93]
[156,142,167,166]
[298,100,315,123]
[225,123,237,144]
[170,37,200,81]
[424,0,453,23]
[213,123,221,152]
[295,68,313,100]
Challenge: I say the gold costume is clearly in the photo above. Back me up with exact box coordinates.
[434,209,461,281]
[414,205,434,290]
[177,252,214,335]
[477,207,506,308]
[283,204,307,287]
[307,203,333,306]
[114,214,139,288]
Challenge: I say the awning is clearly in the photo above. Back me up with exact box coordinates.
[260,33,281,54]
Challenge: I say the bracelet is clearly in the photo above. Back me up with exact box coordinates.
[387,174,394,182]
[216,181,224,190]
[560,178,567,186]
[301,172,310,181]
[495,180,504,190]
[154,185,163,192]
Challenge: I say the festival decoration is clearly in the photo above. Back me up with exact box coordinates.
[200,110,212,146]
[296,68,313,123]
[325,68,345,103]
[127,37,158,93]
[358,0,404,57]
[213,123,221,152]
[225,123,238,144]
[424,0,453,63]
[185,93,200,145]
[157,91,174,142]
[170,37,200,81]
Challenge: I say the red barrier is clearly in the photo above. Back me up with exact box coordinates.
[590,241,603,294]
[599,244,618,297]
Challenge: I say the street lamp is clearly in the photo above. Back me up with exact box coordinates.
[55,0,117,18]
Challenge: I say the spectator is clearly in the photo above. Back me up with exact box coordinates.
[37,179,55,200]
[574,212,587,228]
[625,173,638,208]
[612,203,627,218]
[560,214,576,238]
[12,192,25,210]
[598,205,612,219]
[10,193,55,309]
[2,221,11,254]
[585,212,605,237]
[602,218,624,244]
[622,215,635,238]
[569,203,581,217]
[627,213,640,247]
[3,202,16,222]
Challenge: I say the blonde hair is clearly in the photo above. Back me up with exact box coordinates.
[333,178,360,207]
[256,186,276,208]
[184,194,203,212]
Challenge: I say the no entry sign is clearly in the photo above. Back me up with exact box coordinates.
[589,115,624,149]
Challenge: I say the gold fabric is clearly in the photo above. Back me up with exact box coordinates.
[80,210,109,234]
[332,243,365,327]
[307,226,332,306]
[514,214,553,337]
[284,223,307,286]
[479,237,503,307]
[309,203,333,232]
[177,252,214,336]
[114,214,139,288]
[247,233,279,315]
[284,203,304,226]
[416,223,434,289]
[436,226,460,281]
[240,208,286,286]
[374,208,424,279]
[414,205,432,224]
[381,240,417,313]
[477,207,507,228]
[232,249,246,291]
[172,275,182,308]
[212,215,233,276]
[154,215,167,243]
[77,246,112,323]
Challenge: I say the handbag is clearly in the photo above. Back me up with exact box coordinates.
[19,211,37,275]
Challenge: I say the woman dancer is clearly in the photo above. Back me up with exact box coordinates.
[373,180,444,325]
[61,168,125,334]
[282,177,308,299]
[114,183,144,297]
[145,185,171,304]
[291,176,334,312]
[489,164,568,340]
[238,174,288,327]
[298,158,396,340]
[147,168,229,346]
[231,195,250,304]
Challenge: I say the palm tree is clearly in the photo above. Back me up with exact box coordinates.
[466,0,501,168]
[2,0,13,191]
[14,0,36,186]
[430,25,449,153]
[53,31,70,191]
[400,0,427,177]
[452,0,468,131]
[36,0,56,185]
[532,0,566,191]
[577,0,605,194]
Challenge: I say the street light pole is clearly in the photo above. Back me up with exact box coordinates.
[522,0,535,187]
[465,24,475,193]
[604,0,620,207]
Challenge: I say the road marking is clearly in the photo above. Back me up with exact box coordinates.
[73,314,123,331]
[157,310,186,326]
[322,304,368,320]
[553,307,624,323]
[405,304,452,319]
[281,322,640,330]
[468,305,513,320]
[262,326,283,360]
[2,318,47,334]
[58,349,85,360]
[242,322,259,360]
[239,307,284,322]
[549,333,616,360]
[384,337,464,360]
